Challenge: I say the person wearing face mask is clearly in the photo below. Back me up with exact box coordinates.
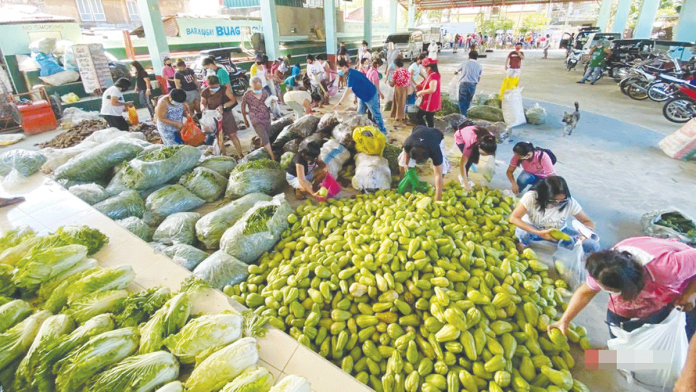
[161,57,176,91]
[202,57,231,88]
[506,141,556,194]
[357,40,370,66]
[174,60,201,119]
[415,58,441,128]
[454,125,497,191]
[333,59,387,135]
[548,237,696,344]
[241,76,275,160]
[201,75,242,159]
[250,55,270,94]
[155,88,189,145]
[100,77,133,131]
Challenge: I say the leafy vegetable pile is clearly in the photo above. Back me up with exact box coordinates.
[243,206,279,235]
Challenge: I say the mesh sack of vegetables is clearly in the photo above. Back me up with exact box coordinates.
[69,184,109,205]
[94,190,146,220]
[162,244,208,271]
[268,116,295,144]
[238,148,270,165]
[192,250,249,289]
[485,97,503,109]
[381,143,401,175]
[197,156,237,177]
[153,212,201,245]
[195,193,273,250]
[352,153,392,192]
[219,195,293,264]
[641,209,696,245]
[467,105,505,122]
[317,111,339,134]
[119,145,202,190]
[116,217,154,242]
[54,138,145,182]
[272,115,320,151]
[472,92,489,106]
[525,103,547,125]
[179,167,228,202]
[146,185,205,218]
[280,152,295,170]
[319,139,350,179]
[225,159,286,199]
[0,149,46,177]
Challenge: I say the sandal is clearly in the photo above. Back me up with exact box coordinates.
[0,197,25,208]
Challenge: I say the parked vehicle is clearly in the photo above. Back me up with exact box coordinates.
[566,48,583,71]
[192,47,249,96]
[647,72,695,102]
[663,83,696,123]
[415,25,442,52]
[384,31,423,60]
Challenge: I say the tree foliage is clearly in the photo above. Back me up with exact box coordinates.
[476,13,514,35]
[519,13,550,34]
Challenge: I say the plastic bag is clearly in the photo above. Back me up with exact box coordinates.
[272,115,320,150]
[353,126,386,156]
[162,244,208,271]
[280,152,295,170]
[200,110,222,134]
[119,145,202,190]
[332,112,374,149]
[219,195,293,264]
[40,142,99,174]
[641,210,696,245]
[434,114,468,134]
[472,92,488,106]
[469,154,496,184]
[94,190,146,220]
[525,103,547,125]
[128,106,139,125]
[225,159,286,199]
[238,148,271,165]
[658,119,696,160]
[316,112,339,135]
[153,212,201,245]
[552,241,587,290]
[283,139,302,153]
[0,134,25,146]
[502,88,526,128]
[193,250,249,289]
[320,139,351,179]
[197,156,237,177]
[146,185,205,218]
[268,116,295,144]
[607,309,688,391]
[0,149,46,177]
[446,78,458,99]
[83,128,147,144]
[69,183,109,205]
[499,76,520,98]
[352,153,391,193]
[195,193,273,250]
[116,216,153,241]
[467,105,504,122]
[317,174,341,202]
[54,138,145,182]
[181,118,206,146]
[179,167,228,202]
[487,121,512,143]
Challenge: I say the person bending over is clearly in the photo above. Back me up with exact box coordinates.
[454,125,497,190]
[286,141,326,200]
[398,125,446,201]
[506,141,556,194]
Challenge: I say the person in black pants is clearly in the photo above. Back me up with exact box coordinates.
[415,58,441,128]
[100,77,132,131]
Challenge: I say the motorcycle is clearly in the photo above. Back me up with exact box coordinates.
[566,49,583,71]
[663,83,696,123]
[647,73,694,102]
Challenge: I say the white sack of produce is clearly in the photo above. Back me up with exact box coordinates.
[525,103,547,125]
[40,142,98,174]
[269,375,312,392]
[119,145,202,190]
[153,212,201,245]
[502,87,527,128]
[146,185,205,218]
[83,127,146,144]
[197,155,237,177]
[87,350,179,392]
[219,194,293,264]
[317,111,339,134]
[225,159,286,199]
[0,149,46,177]
[94,190,146,220]
[116,216,153,241]
[184,337,259,392]
[195,193,273,250]
[54,138,146,182]
[352,153,391,192]
[163,312,243,365]
[69,183,109,205]
[162,244,208,271]
[178,167,227,202]
[659,119,696,160]
[320,139,350,179]
[192,250,249,290]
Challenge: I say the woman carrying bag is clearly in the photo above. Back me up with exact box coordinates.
[200,75,243,159]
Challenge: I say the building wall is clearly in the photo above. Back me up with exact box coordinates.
[276,5,327,37]
[102,0,129,25]
[41,0,80,21]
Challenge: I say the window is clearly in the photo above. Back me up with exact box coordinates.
[126,0,140,21]
[76,0,106,22]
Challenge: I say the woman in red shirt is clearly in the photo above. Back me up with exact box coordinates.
[389,58,410,121]
[415,58,441,128]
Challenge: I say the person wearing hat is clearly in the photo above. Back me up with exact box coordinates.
[334,59,387,135]
[504,43,525,78]
[415,58,441,128]
[577,40,612,85]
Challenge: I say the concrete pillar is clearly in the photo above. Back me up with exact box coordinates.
[634,0,659,38]
[408,0,415,29]
[364,0,373,46]
[136,0,169,71]
[324,0,337,56]
[260,0,279,60]
[611,0,632,36]
[675,0,696,42]
[595,0,612,31]
[389,0,398,33]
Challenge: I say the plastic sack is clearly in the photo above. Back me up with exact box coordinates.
[68,183,109,205]
[472,92,488,106]
[0,134,25,146]
[280,152,295,170]
[353,126,386,156]
[94,190,146,220]
[119,145,202,190]
[162,244,208,271]
[552,241,587,290]
[195,193,273,250]
[200,110,221,134]
[197,156,237,177]
[272,115,320,150]
[469,154,496,184]
[1,169,29,188]
[83,128,147,144]
[179,167,228,202]
[181,118,206,147]
[332,112,374,149]
[434,114,468,134]
[487,121,512,143]
[641,209,696,245]
[525,103,547,125]
[502,87,526,128]
[116,216,153,241]
[54,138,145,182]
[128,106,139,125]
[466,105,504,122]
[316,112,339,134]
[238,148,271,165]
[268,116,295,144]
[146,185,205,218]
[607,309,688,391]
[499,76,520,99]
[40,142,98,174]
[152,212,201,245]
[0,149,46,177]
[283,139,301,153]
[320,139,351,179]
[219,194,293,264]
[193,250,249,289]
[225,159,286,199]
[658,119,696,160]
[352,153,391,193]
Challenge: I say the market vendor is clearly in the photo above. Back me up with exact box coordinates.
[509,176,600,254]
[100,77,132,131]
[398,125,447,201]
[548,236,696,342]
[333,59,387,135]
[454,125,497,191]
[155,88,189,145]
[506,141,556,194]
[200,75,243,160]
[286,140,326,200]
[283,90,322,119]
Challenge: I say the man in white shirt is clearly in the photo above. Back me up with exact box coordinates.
[306,54,326,107]
[284,90,322,119]
[454,51,483,115]
[100,77,132,131]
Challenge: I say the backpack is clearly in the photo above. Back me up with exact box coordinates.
[541,148,557,164]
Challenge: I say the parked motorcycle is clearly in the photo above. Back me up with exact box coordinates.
[566,49,583,71]
[663,83,696,123]
[647,73,694,102]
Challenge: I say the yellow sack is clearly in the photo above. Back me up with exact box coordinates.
[499,76,519,99]
[353,126,386,156]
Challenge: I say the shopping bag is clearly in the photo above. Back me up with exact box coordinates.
[353,126,386,155]
[552,240,587,290]
[181,118,206,146]
[127,106,139,125]
[317,173,341,202]
[200,110,222,134]
[641,209,696,245]
[446,78,459,100]
[607,309,688,392]
[499,76,519,99]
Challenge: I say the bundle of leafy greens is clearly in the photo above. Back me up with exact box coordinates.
[44,267,102,313]
[62,289,129,324]
[0,226,34,253]
[13,244,89,293]
[163,311,243,365]
[184,337,259,392]
[53,226,109,255]
[0,310,51,371]
[86,350,180,392]
[242,310,270,339]
[0,264,16,297]
[115,286,172,328]
[65,265,135,304]
[155,381,184,392]
[137,288,194,354]
[54,327,140,392]
[0,299,32,334]
[37,258,99,302]
[243,206,278,235]
[220,365,274,392]
[0,295,13,307]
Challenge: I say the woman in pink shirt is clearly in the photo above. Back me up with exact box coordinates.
[549,237,696,340]
[366,60,384,100]
[506,142,556,194]
[453,125,497,190]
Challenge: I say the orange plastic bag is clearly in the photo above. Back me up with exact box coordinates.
[181,118,206,146]
[127,106,139,125]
